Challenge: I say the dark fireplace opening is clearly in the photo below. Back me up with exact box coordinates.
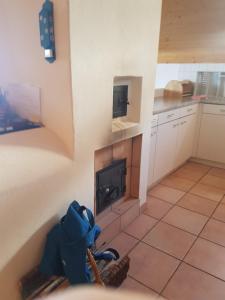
[113,85,129,118]
[96,159,126,214]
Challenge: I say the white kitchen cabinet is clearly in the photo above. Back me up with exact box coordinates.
[197,113,225,163]
[158,109,180,125]
[148,126,158,187]
[153,119,179,182]
[175,114,197,168]
[148,104,199,187]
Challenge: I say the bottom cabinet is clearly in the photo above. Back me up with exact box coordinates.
[175,114,197,168]
[153,119,179,182]
[197,114,225,163]
[148,127,157,188]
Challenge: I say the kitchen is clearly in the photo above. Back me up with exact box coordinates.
[147,0,225,188]
[143,61,225,299]
[138,1,225,298]
[148,64,225,189]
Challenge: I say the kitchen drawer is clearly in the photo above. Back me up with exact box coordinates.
[151,114,158,127]
[179,104,198,117]
[158,109,180,125]
[203,104,225,115]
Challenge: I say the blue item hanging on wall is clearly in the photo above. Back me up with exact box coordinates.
[39,0,56,63]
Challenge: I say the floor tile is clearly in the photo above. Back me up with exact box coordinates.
[144,196,173,220]
[149,184,185,204]
[129,242,180,293]
[124,214,157,240]
[143,222,196,259]
[200,174,225,192]
[106,232,138,258]
[173,162,210,182]
[160,175,195,192]
[185,238,225,281]
[209,167,225,179]
[190,183,224,202]
[97,211,119,229]
[112,199,139,215]
[120,276,159,296]
[213,204,225,222]
[121,202,140,230]
[177,193,217,217]
[200,219,225,247]
[96,217,121,249]
[163,263,225,300]
[163,206,208,235]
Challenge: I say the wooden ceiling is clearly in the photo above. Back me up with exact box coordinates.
[158,0,225,63]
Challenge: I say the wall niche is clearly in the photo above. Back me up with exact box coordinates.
[112,76,142,132]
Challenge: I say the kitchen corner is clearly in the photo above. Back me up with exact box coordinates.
[149,68,225,191]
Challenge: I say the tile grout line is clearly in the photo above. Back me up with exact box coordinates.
[165,163,211,187]
[141,198,179,241]
[146,197,218,220]
[149,163,223,196]
[141,166,213,247]
[144,166,214,243]
[127,274,161,296]
[145,198,215,219]
[160,168,225,296]
[147,166,222,219]
[97,200,141,250]
[120,163,225,297]
[159,165,215,296]
[181,260,225,285]
[128,170,198,295]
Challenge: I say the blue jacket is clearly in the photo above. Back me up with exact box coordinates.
[39,201,101,284]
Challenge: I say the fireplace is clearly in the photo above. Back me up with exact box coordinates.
[96,159,127,214]
[94,135,142,216]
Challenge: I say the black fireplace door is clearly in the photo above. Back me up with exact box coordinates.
[96,159,126,214]
[113,85,129,118]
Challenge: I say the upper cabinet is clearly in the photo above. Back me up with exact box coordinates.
[158,0,225,63]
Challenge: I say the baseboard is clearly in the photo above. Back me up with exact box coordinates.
[190,157,225,170]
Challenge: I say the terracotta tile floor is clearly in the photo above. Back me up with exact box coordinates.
[110,162,225,299]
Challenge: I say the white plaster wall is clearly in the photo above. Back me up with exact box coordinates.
[155,64,180,88]
[155,63,225,88]
[178,63,225,81]
[70,0,162,207]
[0,0,74,155]
[0,1,162,299]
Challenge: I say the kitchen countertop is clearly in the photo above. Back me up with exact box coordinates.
[153,97,225,115]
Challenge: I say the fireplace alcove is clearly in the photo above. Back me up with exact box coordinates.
[112,76,142,133]
[94,135,142,217]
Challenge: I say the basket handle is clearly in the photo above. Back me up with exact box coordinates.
[87,249,104,286]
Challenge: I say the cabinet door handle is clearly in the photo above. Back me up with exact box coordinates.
[167,114,174,118]
[181,121,187,125]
